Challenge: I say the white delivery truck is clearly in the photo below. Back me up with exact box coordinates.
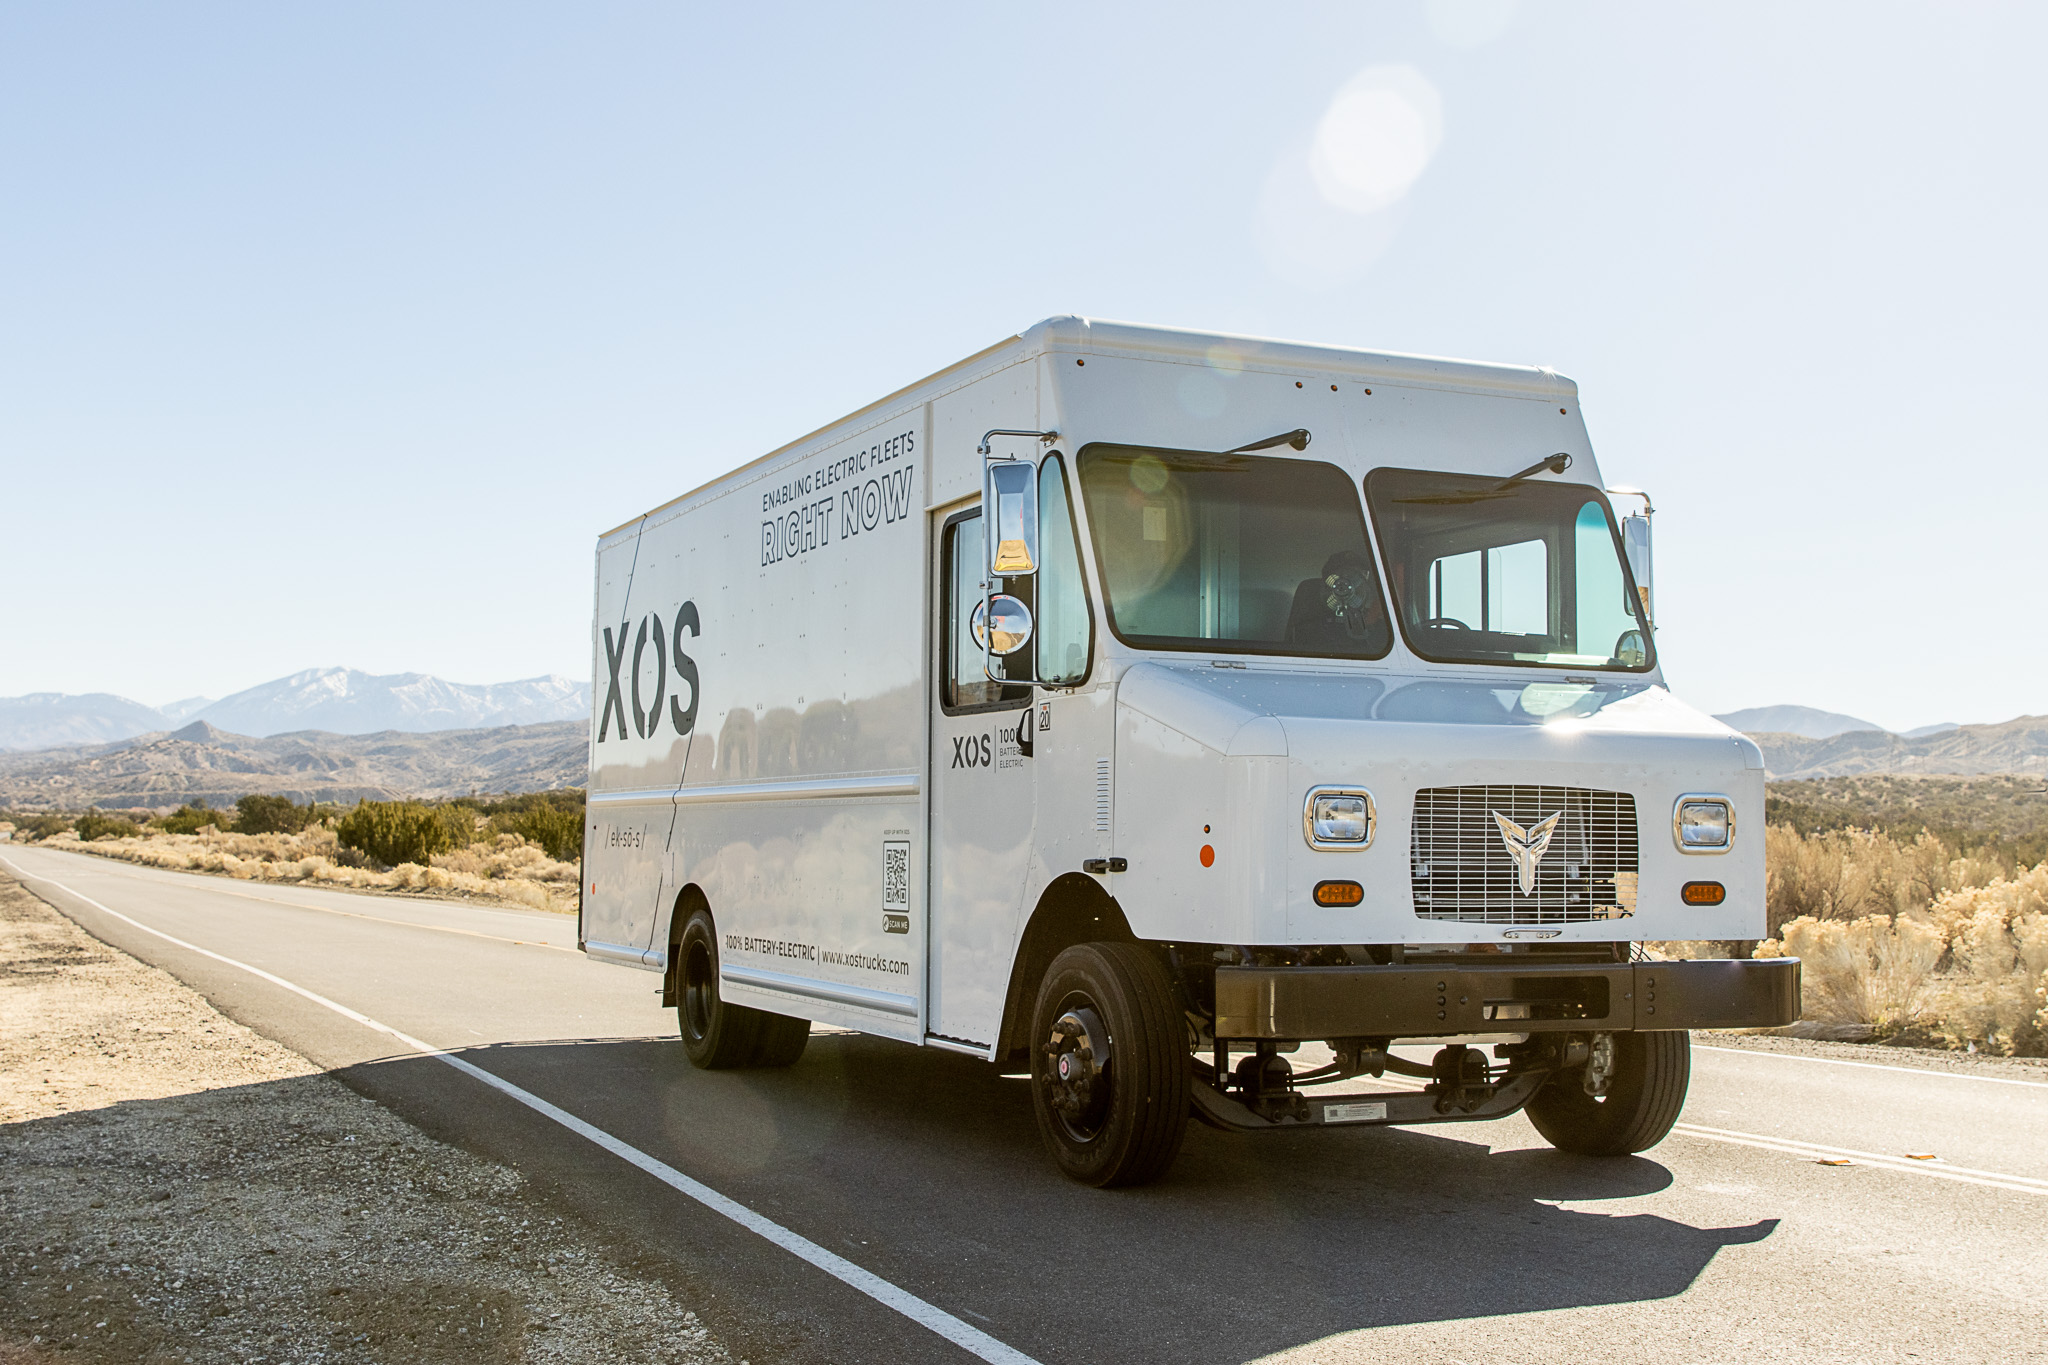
[580,317,1799,1187]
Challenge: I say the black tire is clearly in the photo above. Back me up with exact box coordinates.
[1526,1031,1690,1156]
[748,1011,811,1068]
[675,907,808,1069]
[1029,942,1190,1187]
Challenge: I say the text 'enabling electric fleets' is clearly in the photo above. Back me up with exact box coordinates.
[759,429,917,567]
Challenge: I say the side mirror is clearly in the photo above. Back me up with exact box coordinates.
[1607,487,1654,629]
[1620,513,1652,625]
[985,461,1039,576]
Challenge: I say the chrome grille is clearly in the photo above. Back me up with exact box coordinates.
[1410,785,1639,924]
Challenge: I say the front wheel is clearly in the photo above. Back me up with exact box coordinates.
[1525,1030,1690,1156]
[1030,943,1190,1187]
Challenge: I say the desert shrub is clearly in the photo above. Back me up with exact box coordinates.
[1765,824,2009,938]
[335,800,464,869]
[1758,850,2048,1054]
[74,809,142,841]
[233,794,322,835]
[1921,864,2048,1053]
[468,788,584,818]
[158,804,233,835]
[495,803,583,861]
[1768,774,2048,869]
[1758,915,1945,1029]
[16,813,75,841]
[44,819,575,912]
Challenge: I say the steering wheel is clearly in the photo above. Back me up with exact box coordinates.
[1421,616,1473,631]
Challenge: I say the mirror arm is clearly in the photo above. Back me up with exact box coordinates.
[1605,485,1655,517]
[977,428,1059,456]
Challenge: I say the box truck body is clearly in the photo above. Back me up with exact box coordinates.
[580,317,1797,1185]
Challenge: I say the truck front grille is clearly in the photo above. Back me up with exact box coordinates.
[1410,785,1639,924]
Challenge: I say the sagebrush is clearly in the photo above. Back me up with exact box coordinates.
[40,823,579,913]
[1757,825,2048,1054]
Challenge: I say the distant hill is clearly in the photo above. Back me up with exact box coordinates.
[190,668,589,738]
[0,669,590,750]
[0,692,175,752]
[1743,716,2048,780]
[0,720,585,810]
[1713,704,1884,740]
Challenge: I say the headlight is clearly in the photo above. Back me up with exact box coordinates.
[1673,795,1733,851]
[1304,788,1375,849]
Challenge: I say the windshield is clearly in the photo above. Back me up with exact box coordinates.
[1078,445,1392,660]
[1364,467,1654,672]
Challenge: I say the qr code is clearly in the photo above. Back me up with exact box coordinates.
[882,839,910,913]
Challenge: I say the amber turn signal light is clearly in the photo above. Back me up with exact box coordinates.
[1313,880,1364,907]
[1681,881,1726,906]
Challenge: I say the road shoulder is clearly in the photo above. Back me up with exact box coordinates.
[0,871,735,1365]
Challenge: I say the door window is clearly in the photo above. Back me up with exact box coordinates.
[942,512,1033,712]
[1034,454,1093,686]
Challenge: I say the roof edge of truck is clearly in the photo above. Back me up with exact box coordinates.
[598,316,1580,541]
[1026,316,1578,397]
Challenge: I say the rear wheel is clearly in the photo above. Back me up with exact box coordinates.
[1525,1030,1690,1156]
[675,909,808,1069]
[1030,943,1190,1187]
[749,1011,811,1067]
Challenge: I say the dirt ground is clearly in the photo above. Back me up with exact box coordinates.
[0,873,739,1365]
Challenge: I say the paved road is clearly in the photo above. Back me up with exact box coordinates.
[8,844,2046,1365]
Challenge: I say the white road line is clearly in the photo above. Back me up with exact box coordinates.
[1671,1123,2048,1197]
[2,856,1041,1365]
[1694,1043,2048,1089]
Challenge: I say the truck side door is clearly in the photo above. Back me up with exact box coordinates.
[927,507,1036,1046]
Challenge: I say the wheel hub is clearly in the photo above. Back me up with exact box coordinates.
[1042,1004,1112,1138]
[1582,1031,1617,1097]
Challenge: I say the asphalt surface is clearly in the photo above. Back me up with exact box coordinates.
[7,844,2046,1365]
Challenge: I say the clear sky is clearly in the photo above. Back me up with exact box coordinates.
[2,2,2040,731]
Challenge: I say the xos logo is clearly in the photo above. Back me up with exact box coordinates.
[599,602,700,743]
[949,717,1030,769]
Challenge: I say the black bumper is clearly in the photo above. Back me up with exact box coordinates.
[1212,957,1801,1039]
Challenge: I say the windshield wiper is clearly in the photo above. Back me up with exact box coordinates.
[1496,452,1572,488]
[1228,428,1311,454]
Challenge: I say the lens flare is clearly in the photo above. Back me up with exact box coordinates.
[1308,65,1444,216]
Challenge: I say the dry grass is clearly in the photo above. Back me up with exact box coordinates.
[1756,827,2048,1054]
[27,824,580,914]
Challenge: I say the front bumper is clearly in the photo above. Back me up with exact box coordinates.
[1212,957,1800,1039]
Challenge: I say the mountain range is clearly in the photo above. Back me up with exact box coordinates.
[0,719,584,810]
[0,669,589,752]
[1711,704,1959,741]
[1737,715,2048,781]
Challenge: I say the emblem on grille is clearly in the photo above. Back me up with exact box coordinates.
[1492,810,1562,896]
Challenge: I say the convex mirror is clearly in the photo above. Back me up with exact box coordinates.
[971,594,1035,656]
[985,461,1039,575]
